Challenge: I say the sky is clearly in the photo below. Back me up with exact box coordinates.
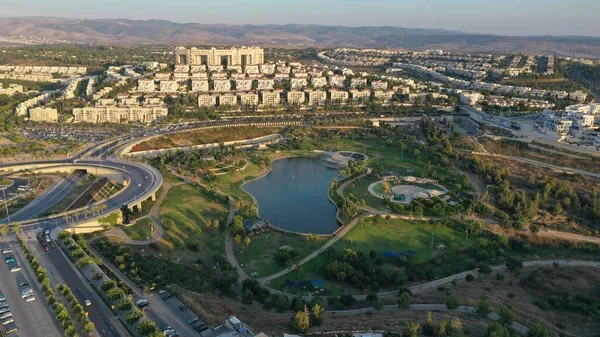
[2,0,600,37]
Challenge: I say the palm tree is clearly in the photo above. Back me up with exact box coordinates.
[73,211,80,222]
[0,226,8,241]
[12,223,22,236]
[64,214,70,225]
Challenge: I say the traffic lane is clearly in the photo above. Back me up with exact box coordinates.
[0,245,46,337]
[9,171,86,222]
[45,249,122,337]
[10,243,63,337]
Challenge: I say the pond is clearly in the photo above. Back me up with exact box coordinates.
[243,156,341,234]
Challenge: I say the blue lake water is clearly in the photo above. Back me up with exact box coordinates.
[243,157,341,234]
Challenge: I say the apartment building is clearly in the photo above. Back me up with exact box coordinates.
[235,79,253,91]
[259,64,276,75]
[374,90,394,102]
[28,107,58,122]
[0,83,24,96]
[191,80,210,92]
[137,79,155,93]
[287,91,305,105]
[307,90,327,106]
[257,79,274,90]
[198,94,217,107]
[290,78,307,90]
[73,106,168,124]
[159,80,178,93]
[350,78,367,88]
[219,94,238,106]
[260,91,281,106]
[244,65,260,74]
[213,79,232,92]
[371,80,388,90]
[328,75,346,88]
[238,93,259,106]
[310,76,327,88]
[349,89,370,102]
[329,90,349,103]
[459,91,484,106]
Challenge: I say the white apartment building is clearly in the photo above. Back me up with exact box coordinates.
[287,91,305,105]
[191,80,210,92]
[213,79,232,92]
[29,107,58,122]
[290,78,307,90]
[537,112,573,139]
[566,103,600,115]
[306,90,327,106]
[257,79,274,90]
[349,89,370,102]
[198,94,217,107]
[0,83,24,96]
[73,106,168,124]
[329,90,349,103]
[371,80,388,90]
[244,65,260,74]
[310,76,327,88]
[328,75,346,88]
[238,93,259,106]
[459,91,484,106]
[155,73,171,80]
[219,94,238,106]
[137,79,155,93]
[159,80,178,93]
[211,72,228,79]
[235,79,253,91]
[260,91,281,106]
[570,90,588,102]
[374,90,394,102]
[350,78,367,88]
[259,64,276,75]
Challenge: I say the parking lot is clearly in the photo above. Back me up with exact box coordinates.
[0,242,61,337]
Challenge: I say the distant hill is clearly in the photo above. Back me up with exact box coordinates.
[1,17,600,56]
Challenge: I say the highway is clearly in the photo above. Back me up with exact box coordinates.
[45,245,123,337]
[4,171,86,223]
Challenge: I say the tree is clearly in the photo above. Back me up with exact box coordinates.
[445,294,459,310]
[374,298,384,311]
[404,321,420,337]
[499,306,514,326]
[526,323,548,337]
[422,311,434,336]
[477,298,492,317]
[242,289,254,305]
[290,306,310,334]
[484,322,512,337]
[310,303,324,326]
[466,220,483,236]
[0,225,8,241]
[398,291,412,308]
[450,317,463,337]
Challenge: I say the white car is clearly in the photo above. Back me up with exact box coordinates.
[84,299,91,306]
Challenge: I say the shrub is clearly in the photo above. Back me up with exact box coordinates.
[445,294,459,310]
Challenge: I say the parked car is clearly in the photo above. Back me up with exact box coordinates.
[0,312,12,320]
[135,298,149,308]
[4,322,17,334]
[2,317,14,325]
[24,295,36,302]
[0,307,10,315]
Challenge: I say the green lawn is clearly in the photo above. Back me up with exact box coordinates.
[269,218,475,296]
[235,231,327,278]
[213,161,268,208]
[157,184,228,262]
[121,217,153,241]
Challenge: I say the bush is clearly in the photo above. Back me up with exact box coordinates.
[445,294,459,310]
[117,299,133,311]
[126,309,143,324]
[477,298,492,316]
[398,291,412,309]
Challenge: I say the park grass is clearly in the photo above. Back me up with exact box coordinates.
[157,184,228,262]
[269,218,475,296]
[161,169,184,184]
[121,217,153,241]
[213,161,268,207]
[234,231,327,278]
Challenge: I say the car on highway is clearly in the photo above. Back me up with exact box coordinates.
[84,299,91,306]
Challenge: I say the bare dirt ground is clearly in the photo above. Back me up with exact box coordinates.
[182,292,491,336]
[415,265,600,337]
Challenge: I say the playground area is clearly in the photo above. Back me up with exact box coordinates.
[368,175,448,204]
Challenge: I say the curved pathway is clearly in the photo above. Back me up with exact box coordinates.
[98,181,171,245]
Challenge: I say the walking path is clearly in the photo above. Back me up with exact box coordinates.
[100,181,171,245]
[328,304,530,335]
